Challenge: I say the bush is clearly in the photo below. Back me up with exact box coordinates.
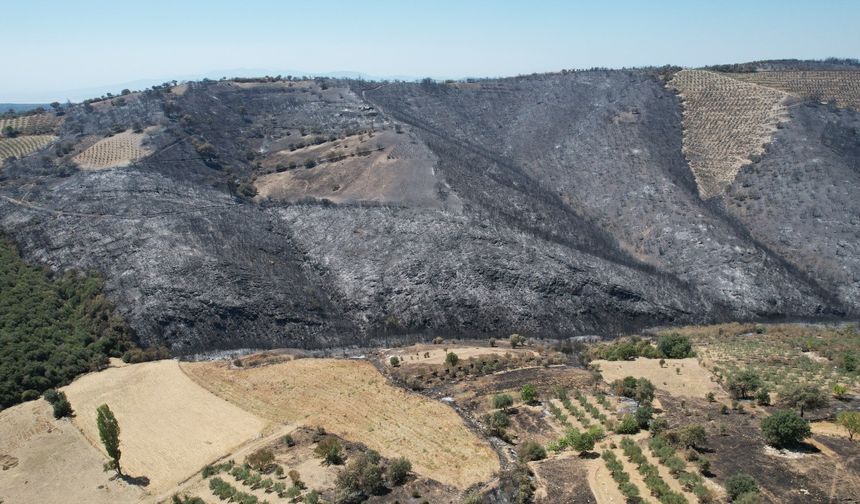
[335,452,384,501]
[245,448,274,472]
[755,388,771,406]
[634,403,653,428]
[483,410,510,438]
[315,435,344,465]
[445,352,459,366]
[491,393,514,410]
[518,440,546,462]
[520,384,538,404]
[657,333,695,358]
[760,410,810,447]
[725,473,758,500]
[43,389,74,418]
[832,384,849,400]
[615,414,640,434]
[611,376,655,404]
[389,356,400,367]
[387,456,412,485]
[509,334,525,348]
[677,424,707,449]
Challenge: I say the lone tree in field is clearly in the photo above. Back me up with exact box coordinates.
[778,383,829,417]
[96,404,122,476]
[836,411,860,441]
[760,410,811,447]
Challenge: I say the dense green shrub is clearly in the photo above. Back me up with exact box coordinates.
[315,435,344,465]
[725,472,758,500]
[611,376,655,403]
[335,452,385,502]
[615,414,640,434]
[760,410,811,447]
[520,384,538,404]
[657,333,695,358]
[726,369,762,399]
[491,393,514,410]
[0,239,135,408]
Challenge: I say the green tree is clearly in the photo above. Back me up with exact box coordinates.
[657,333,694,358]
[726,369,762,399]
[509,334,525,348]
[520,384,538,405]
[836,411,860,441]
[491,393,514,411]
[677,424,707,449]
[778,383,829,417]
[760,410,811,447]
[483,410,510,438]
[445,351,459,367]
[634,404,654,429]
[96,404,122,476]
[389,356,400,367]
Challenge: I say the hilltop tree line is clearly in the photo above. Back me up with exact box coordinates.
[0,238,139,408]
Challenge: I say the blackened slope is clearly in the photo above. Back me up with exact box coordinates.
[363,72,835,319]
[725,102,860,312]
[0,166,355,352]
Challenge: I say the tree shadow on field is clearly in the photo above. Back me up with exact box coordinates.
[120,474,150,487]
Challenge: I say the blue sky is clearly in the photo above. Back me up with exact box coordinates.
[3,0,858,102]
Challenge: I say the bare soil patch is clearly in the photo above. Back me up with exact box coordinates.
[73,128,155,169]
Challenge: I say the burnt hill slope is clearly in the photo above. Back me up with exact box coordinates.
[0,68,856,352]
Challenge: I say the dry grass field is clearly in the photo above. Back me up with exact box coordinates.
[0,400,143,504]
[0,135,56,161]
[729,70,860,111]
[254,129,445,208]
[182,358,499,488]
[669,69,789,198]
[72,128,154,169]
[386,343,536,366]
[63,359,267,495]
[592,357,723,399]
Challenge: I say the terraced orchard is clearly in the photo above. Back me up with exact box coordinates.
[0,135,56,162]
[0,114,61,135]
[729,70,860,111]
[73,129,153,170]
[669,69,788,198]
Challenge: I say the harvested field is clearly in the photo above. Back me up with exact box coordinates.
[592,357,723,398]
[72,128,154,169]
[669,69,789,198]
[729,70,860,111]
[182,358,499,488]
[0,400,143,504]
[0,135,56,161]
[63,359,267,495]
[387,344,535,366]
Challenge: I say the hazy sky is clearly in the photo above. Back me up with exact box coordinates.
[4,0,859,102]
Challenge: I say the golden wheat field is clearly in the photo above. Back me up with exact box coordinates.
[669,69,788,198]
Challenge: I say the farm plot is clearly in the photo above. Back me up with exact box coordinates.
[678,323,860,395]
[63,359,267,495]
[182,358,499,488]
[0,113,61,134]
[0,135,56,161]
[593,357,723,399]
[72,128,154,169]
[729,70,860,111]
[0,399,143,504]
[669,69,789,198]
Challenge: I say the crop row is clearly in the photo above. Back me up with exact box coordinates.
[0,135,56,161]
